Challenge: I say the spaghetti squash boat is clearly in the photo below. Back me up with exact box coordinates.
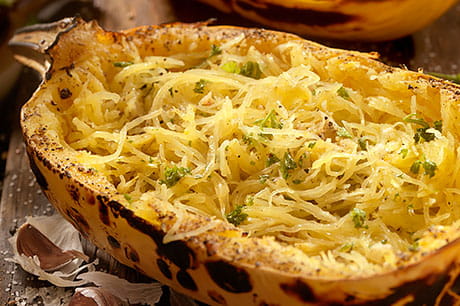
[17,18,460,305]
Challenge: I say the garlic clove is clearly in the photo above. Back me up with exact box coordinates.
[16,223,89,271]
[69,287,124,306]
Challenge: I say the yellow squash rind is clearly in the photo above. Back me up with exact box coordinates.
[197,0,458,41]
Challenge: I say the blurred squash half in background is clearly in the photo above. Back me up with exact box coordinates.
[196,0,458,41]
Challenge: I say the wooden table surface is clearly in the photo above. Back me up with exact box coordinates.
[0,0,459,305]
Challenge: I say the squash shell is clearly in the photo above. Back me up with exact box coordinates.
[19,18,460,305]
[196,0,458,41]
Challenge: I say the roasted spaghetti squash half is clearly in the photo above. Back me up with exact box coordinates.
[18,18,460,305]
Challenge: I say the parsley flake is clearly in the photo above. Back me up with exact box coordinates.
[123,194,133,203]
[337,127,353,138]
[337,87,350,100]
[423,160,438,178]
[266,153,280,167]
[358,137,367,151]
[113,61,133,67]
[408,239,420,252]
[403,114,442,143]
[410,160,422,174]
[159,166,191,187]
[280,152,297,179]
[240,61,262,79]
[351,208,367,229]
[226,205,248,226]
[255,110,283,129]
[210,44,222,57]
[194,79,208,94]
[222,61,240,74]
[339,243,354,252]
[399,148,409,159]
[410,159,437,178]
[259,174,270,184]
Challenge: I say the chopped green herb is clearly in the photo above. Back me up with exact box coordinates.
[292,179,303,184]
[428,72,460,84]
[403,114,442,143]
[337,87,350,100]
[240,61,262,79]
[339,243,354,252]
[410,159,437,178]
[258,133,274,141]
[266,153,280,167]
[408,240,420,252]
[242,134,256,145]
[148,157,154,164]
[358,137,367,151]
[194,79,208,94]
[258,174,270,184]
[298,153,308,166]
[123,194,133,203]
[159,166,191,187]
[399,148,409,159]
[226,205,248,226]
[245,196,254,206]
[308,141,316,149]
[222,61,240,74]
[434,120,443,132]
[250,160,256,166]
[423,160,437,178]
[410,160,422,174]
[255,110,283,129]
[210,44,222,57]
[351,208,367,229]
[337,127,353,138]
[381,239,388,244]
[403,114,430,128]
[280,152,297,179]
[113,61,134,67]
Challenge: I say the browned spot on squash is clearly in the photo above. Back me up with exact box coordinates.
[97,196,110,226]
[176,269,198,291]
[107,235,120,249]
[66,208,89,237]
[156,258,172,280]
[27,154,48,191]
[157,241,197,270]
[208,290,226,305]
[123,243,140,263]
[67,184,80,203]
[280,279,315,303]
[370,271,451,306]
[87,193,95,205]
[205,261,252,293]
[59,87,72,99]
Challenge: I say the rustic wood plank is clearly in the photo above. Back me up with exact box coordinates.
[0,70,52,305]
